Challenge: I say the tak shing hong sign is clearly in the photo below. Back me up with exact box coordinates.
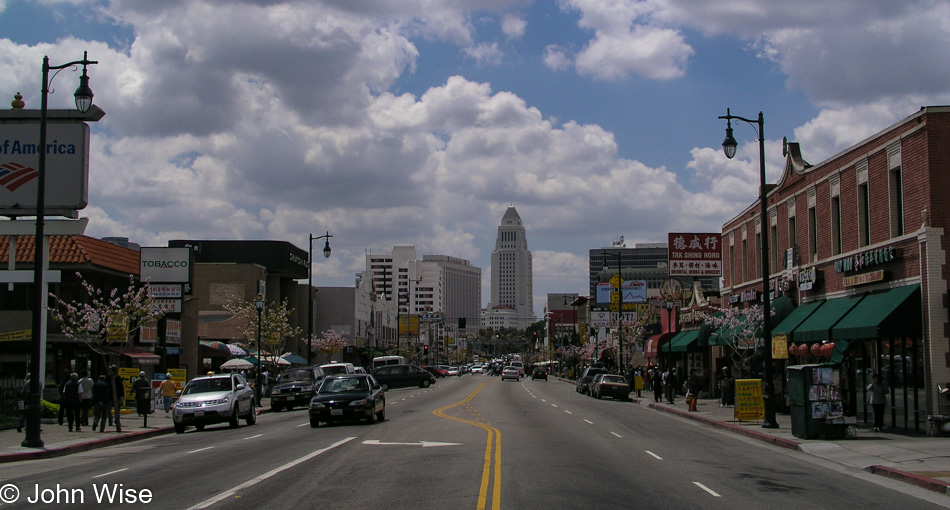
[0,122,90,216]
[668,232,723,277]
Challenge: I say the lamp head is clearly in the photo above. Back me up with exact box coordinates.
[254,295,265,311]
[322,233,332,259]
[722,116,738,159]
[73,66,94,113]
[601,252,609,273]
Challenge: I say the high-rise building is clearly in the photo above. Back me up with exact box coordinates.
[490,205,534,329]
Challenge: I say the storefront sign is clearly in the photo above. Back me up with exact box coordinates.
[772,334,788,360]
[668,232,723,276]
[150,299,182,313]
[590,311,610,328]
[842,269,885,287]
[166,319,181,344]
[149,284,182,298]
[0,329,30,342]
[728,289,759,305]
[140,247,192,283]
[834,246,898,274]
[734,379,765,421]
[797,266,817,291]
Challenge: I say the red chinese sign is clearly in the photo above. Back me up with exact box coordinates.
[668,232,722,276]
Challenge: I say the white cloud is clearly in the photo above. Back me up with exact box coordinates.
[542,44,572,71]
[463,42,504,65]
[501,14,527,39]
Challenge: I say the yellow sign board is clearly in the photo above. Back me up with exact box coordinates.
[772,334,788,360]
[0,330,30,342]
[609,275,624,288]
[734,379,765,421]
[398,316,420,335]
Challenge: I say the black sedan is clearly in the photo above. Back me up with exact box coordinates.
[531,367,548,380]
[309,374,385,427]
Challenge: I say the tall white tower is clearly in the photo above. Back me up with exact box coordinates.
[490,205,534,328]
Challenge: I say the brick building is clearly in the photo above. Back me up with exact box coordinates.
[720,106,950,433]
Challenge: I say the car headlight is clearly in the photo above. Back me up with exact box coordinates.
[349,399,369,407]
[310,402,326,409]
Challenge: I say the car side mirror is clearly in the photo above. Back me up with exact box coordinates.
[175,390,182,397]
[236,383,246,390]
[373,384,381,390]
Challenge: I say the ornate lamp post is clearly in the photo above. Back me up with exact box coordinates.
[602,251,623,371]
[719,108,778,429]
[254,294,265,407]
[23,52,97,448]
[307,232,332,364]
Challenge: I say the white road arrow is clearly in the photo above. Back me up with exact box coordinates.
[362,440,462,448]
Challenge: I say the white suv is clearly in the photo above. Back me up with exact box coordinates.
[173,373,256,433]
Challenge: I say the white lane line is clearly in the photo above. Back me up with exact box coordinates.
[645,450,662,460]
[540,399,547,402]
[584,419,594,425]
[610,432,622,438]
[186,437,356,510]
[693,482,721,497]
[564,410,573,415]
[93,468,128,479]
[297,422,309,427]
[243,434,263,440]
[187,447,214,454]
[551,404,558,408]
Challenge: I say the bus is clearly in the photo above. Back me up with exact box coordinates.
[372,355,407,371]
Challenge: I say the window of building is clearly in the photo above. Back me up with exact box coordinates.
[831,195,842,255]
[770,221,778,275]
[754,230,761,279]
[858,182,871,247]
[741,238,748,283]
[808,206,817,262]
[728,243,735,287]
[889,166,904,237]
[788,215,797,254]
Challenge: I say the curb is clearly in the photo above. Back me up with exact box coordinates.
[0,427,174,464]
[865,465,950,495]
[647,402,802,450]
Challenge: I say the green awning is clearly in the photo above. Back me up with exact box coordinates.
[831,284,921,340]
[697,312,723,347]
[827,339,854,365]
[792,294,865,343]
[664,330,699,353]
[770,296,796,328]
[708,314,750,347]
[771,300,825,342]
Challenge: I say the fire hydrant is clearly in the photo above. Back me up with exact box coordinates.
[687,392,698,412]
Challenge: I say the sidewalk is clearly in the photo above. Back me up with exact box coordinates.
[0,398,272,464]
[640,394,950,496]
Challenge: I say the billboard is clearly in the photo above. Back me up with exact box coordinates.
[141,247,192,283]
[0,122,90,215]
[595,280,647,304]
[668,232,723,276]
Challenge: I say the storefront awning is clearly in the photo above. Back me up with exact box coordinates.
[104,346,160,366]
[707,314,748,347]
[791,294,865,343]
[771,300,825,343]
[644,333,675,358]
[664,330,699,353]
[831,284,921,340]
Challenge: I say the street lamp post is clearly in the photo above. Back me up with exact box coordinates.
[254,295,265,407]
[719,108,778,429]
[602,252,623,372]
[306,232,332,365]
[23,52,98,448]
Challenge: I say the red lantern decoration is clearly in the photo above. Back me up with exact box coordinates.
[810,343,821,357]
[820,343,833,358]
[793,344,803,356]
[788,344,796,356]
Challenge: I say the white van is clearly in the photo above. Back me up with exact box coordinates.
[320,362,356,376]
[372,356,407,371]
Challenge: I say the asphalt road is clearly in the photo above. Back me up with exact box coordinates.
[1,375,947,509]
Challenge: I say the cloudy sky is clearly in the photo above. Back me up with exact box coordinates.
[2,0,948,319]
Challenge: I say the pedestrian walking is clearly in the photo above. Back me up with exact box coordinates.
[79,369,94,426]
[63,373,83,432]
[719,367,734,407]
[57,374,67,426]
[666,368,679,404]
[92,374,110,432]
[868,373,888,432]
[16,373,30,433]
[160,373,177,418]
[106,365,124,428]
[652,368,663,403]
[133,371,152,416]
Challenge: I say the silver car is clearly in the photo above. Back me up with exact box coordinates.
[173,373,256,433]
[501,366,520,381]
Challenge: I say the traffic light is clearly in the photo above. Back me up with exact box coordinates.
[424,345,429,354]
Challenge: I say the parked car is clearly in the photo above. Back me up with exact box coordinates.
[501,366,521,381]
[373,364,436,390]
[591,374,631,401]
[575,367,608,395]
[269,365,326,412]
[309,374,385,427]
[471,365,484,374]
[531,367,548,381]
[423,365,448,378]
[446,366,460,377]
[173,373,256,433]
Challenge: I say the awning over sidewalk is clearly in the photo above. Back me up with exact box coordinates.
[831,284,921,340]
[104,346,160,366]
[664,330,699,353]
[771,300,825,343]
[644,333,675,358]
[792,294,865,343]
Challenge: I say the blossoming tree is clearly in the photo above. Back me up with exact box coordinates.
[47,274,163,432]
[701,305,771,375]
[223,296,301,368]
[307,329,349,364]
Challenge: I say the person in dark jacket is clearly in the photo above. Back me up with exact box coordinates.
[91,375,110,432]
[652,369,663,403]
[63,373,83,432]
[133,371,152,416]
[16,373,30,433]
[106,366,124,428]
[666,368,678,404]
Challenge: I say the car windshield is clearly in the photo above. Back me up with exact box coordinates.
[183,378,232,395]
[281,369,313,382]
[603,375,626,384]
[319,378,369,394]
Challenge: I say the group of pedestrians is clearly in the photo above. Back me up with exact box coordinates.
[646,367,680,404]
[53,366,124,433]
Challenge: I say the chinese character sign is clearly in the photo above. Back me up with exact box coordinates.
[668,232,723,276]
[734,379,765,421]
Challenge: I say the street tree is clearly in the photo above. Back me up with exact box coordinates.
[48,273,164,433]
[307,329,348,364]
[224,296,301,368]
[701,305,770,376]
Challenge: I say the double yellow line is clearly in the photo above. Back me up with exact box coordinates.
[432,382,501,510]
